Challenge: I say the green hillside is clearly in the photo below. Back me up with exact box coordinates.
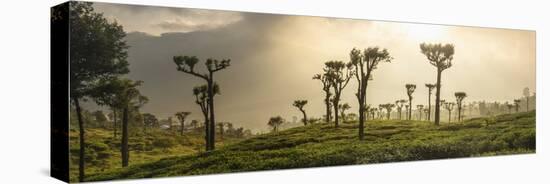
[69,128,243,182]
[87,111,535,181]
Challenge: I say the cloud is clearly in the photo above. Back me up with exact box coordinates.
[93,2,242,35]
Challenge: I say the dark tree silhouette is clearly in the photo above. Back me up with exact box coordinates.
[420,43,455,126]
[416,105,424,120]
[267,116,284,132]
[313,73,333,123]
[514,99,521,112]
[175,112,191,136]
[325,61,354,127]
[94,78,148,167]
[395,99,407,120]
[192,84,219,147]
[425,83,436,121]
[523,87,530,111]
[350,47,393,139]
[216,122,226,136]
[381,103,396,120]
[443,102,455,123]
[174,56,230,151]
[405,84,417,120]
[292,100,309,125]
[338,103,351,122]
[142,113,158,132]
[68,2,129,181]
[454,92,467,122]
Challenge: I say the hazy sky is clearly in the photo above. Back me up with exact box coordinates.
[92,3,536,132]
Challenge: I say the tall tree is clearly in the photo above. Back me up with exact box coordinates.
[325,61,354,127]
[313,73,333,123]
[395,99,407,120]
[405,84,417,120]
[292,100,309,125]
[443,102,455,123]
[417,105,424,120]
[94,79,147,167]
[381,103,396,120]
[454,92,467,122]
[67,2,129,181]
[338,103,351,122]
[142,113,158,132]
[523,87,530,111]
[174,56,230,151]
[267,116,284,132]
[420,43,455,126]
[175,112,191,136]
[350,47,393,139]
[514,99,521,112]
[192,84,219,147]
[425,83,436,121]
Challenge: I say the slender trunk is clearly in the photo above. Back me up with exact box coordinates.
[434,70,442,126]
[419,110,422,120]
[203,111,209,151]
[333,98,339,128]
[207,77,215,151]
[121,106,129,167]
[113,109,117,138]
[408,98,412,120]
[180,119,184,136]
[325,93,331,123]
[301,110,307,125]
[458,105,462,122]
[428,91,432,121]
[386,110,391,120]
[74,98,85,182]
[358,84,367,140]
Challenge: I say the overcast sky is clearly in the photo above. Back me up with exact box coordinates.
[92,2,536,132]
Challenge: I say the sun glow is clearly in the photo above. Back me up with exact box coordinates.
[403,23,448,42]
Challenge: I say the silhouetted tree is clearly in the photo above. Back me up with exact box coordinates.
[174,56,230,151]
[267,116,284,132]
[420,43,455,126]
[175,112,191,136]
[404,104,410,120]
[381,103,396,120]
[313,73,332,123]
[395,99,407,120]
[66,2,129,181]
[417,105,424,120]
[338,103,351,122]
[350,47,393,139]
[94,78,147,167]
[192,83,219,151]
[325,61,354,127]
[514,99,521,112]
[454,92,467,122]
[405,84,417,120]
[425,83,436,121]
[142,113,158,132]
[443,102,455,123]
[293,100,308,125]
[523,87,530,111]
[216,122,226,136]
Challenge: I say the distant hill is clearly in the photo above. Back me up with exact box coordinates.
[87,111,535,182]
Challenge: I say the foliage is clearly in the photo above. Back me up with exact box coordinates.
[88,111,535,182]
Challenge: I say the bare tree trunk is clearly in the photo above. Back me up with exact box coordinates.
[325,94,331,123]
[121,106,129,167]
[113,109,117,138]
[207,77,216,151]
[448,110,451,123]
[180,119,184,136]
[434,70,442,126]
[408,98,412,120]
[333,99,339,128]
[74,98,85,182]
[427,91,432,121]
[301,110,308,125]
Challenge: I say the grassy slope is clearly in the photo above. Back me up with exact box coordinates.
[88,111,535,181]
[69,128,242,182]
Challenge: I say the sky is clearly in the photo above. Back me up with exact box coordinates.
[91,2,536,132]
